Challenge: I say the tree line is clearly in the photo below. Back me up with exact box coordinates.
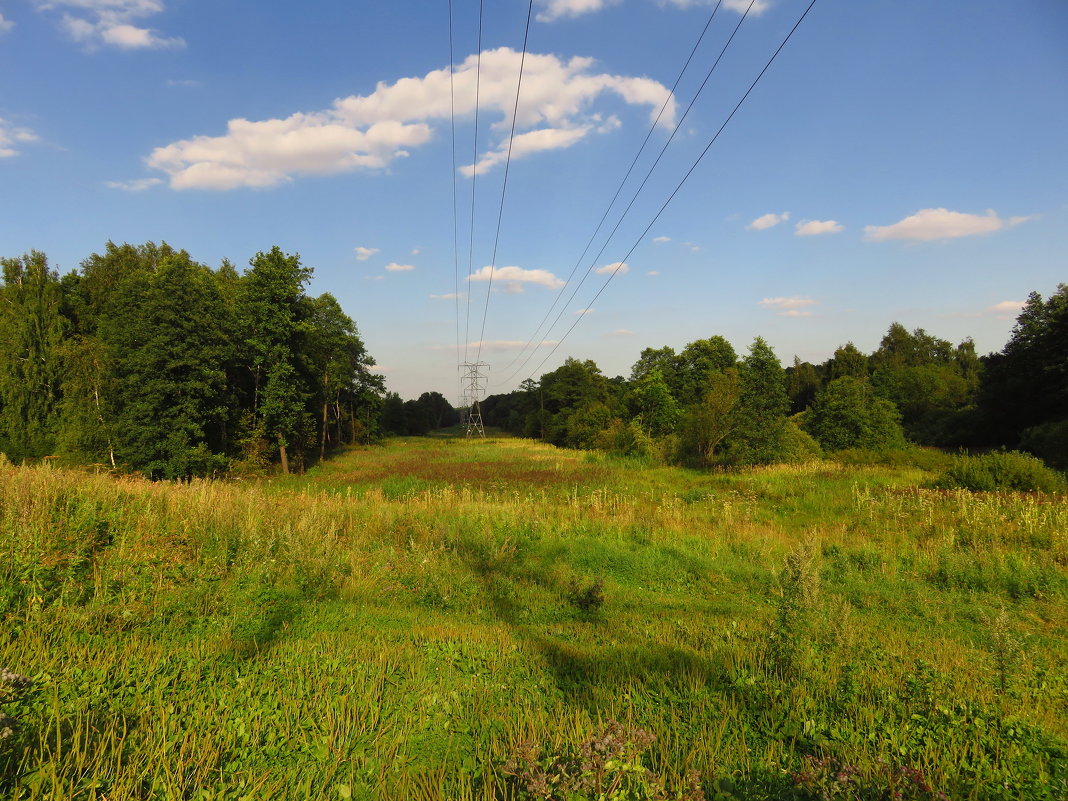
[0,243,383,478]
[477,285,1067,470]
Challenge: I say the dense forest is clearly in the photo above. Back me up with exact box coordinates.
[1,242,1064,477]
[0,243,383,478]
[478,285,1067,471]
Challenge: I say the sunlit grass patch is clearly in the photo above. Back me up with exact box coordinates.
[0,437,1066,799]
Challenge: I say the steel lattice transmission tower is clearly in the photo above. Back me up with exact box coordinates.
[460,361,488,438]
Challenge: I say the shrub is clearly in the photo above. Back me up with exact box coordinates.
[934,451,1066,493]
[778,420,824,464]
[1019,419,1068,471]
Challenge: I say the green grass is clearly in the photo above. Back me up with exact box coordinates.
[0,436,1066,799]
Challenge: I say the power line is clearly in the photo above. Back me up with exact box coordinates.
[520,0,821,385]
[498,0,725,378]
[475,0,535,365]
[501,0,754,383]
[448,0,461,404]
[463,0,485,366]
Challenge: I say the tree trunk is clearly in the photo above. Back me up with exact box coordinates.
[349,397,356,444]
[278,433,289,474]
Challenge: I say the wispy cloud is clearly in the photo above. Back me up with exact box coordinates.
[594,261,628,275]
[540,0,769,21]
[795,219,843,236]
[0,12,15,33]
[385,262,414,272]
[759,297,818,316]
[646,270,660,276]
[0,119,38,158]
[106,177,163,191]
[354,246,379,261]
[747,211,789,231]
[467,265,564,290]
[864,208,1030,242]
[609,329,634,336]
[432,340,559,353]
[952,301,1025,320]
[36,0,185,50]
[574,308,594,315]
[652,236,671,243]
[430,292,466,300]
[142,48,673,190]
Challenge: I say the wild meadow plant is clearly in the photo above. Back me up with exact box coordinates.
[0,439,1064,799]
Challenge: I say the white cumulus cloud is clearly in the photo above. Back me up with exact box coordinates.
[467,265,565,290]
[795,219,843,236]
[385,262,414,272]
[142,48,674,190]
[0,12,14,32]
[863,208,1030,242]
[594,261,628,275]
[36,0,184,50]
[354,246,379,261]
[747,211,789,231]
[0,119,38,158]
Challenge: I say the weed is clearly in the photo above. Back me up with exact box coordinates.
[568,577,606,614]
[985,605,1023,694]
[766,542,820,679]
[791,755,947,800]
[503,721,704,800]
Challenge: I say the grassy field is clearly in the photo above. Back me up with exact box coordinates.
[1,434,1066,800]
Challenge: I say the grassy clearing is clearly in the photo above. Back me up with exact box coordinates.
[1,435,1066,800]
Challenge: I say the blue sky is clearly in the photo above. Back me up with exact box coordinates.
[1,0,1065,400]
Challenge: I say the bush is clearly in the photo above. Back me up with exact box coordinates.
[1019,419,1068,471]
[934,451,1066,493]
[778,420,823,464]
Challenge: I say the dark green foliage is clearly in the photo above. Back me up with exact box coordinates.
[787,357,821,414]
[829,342,869,380]
[0,253,66,461]
[677,368,741,466]
[632,367,679,437]
[981,285,1068,448]
[1019,419,1068,471]
[0,242,381,477]
[672,336,737,406]
[805,377,907,452]
[101,250,230,479]
[722,338,791,465]
[933,451,1065,493]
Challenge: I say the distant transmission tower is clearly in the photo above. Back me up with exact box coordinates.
[460,361,488,438]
